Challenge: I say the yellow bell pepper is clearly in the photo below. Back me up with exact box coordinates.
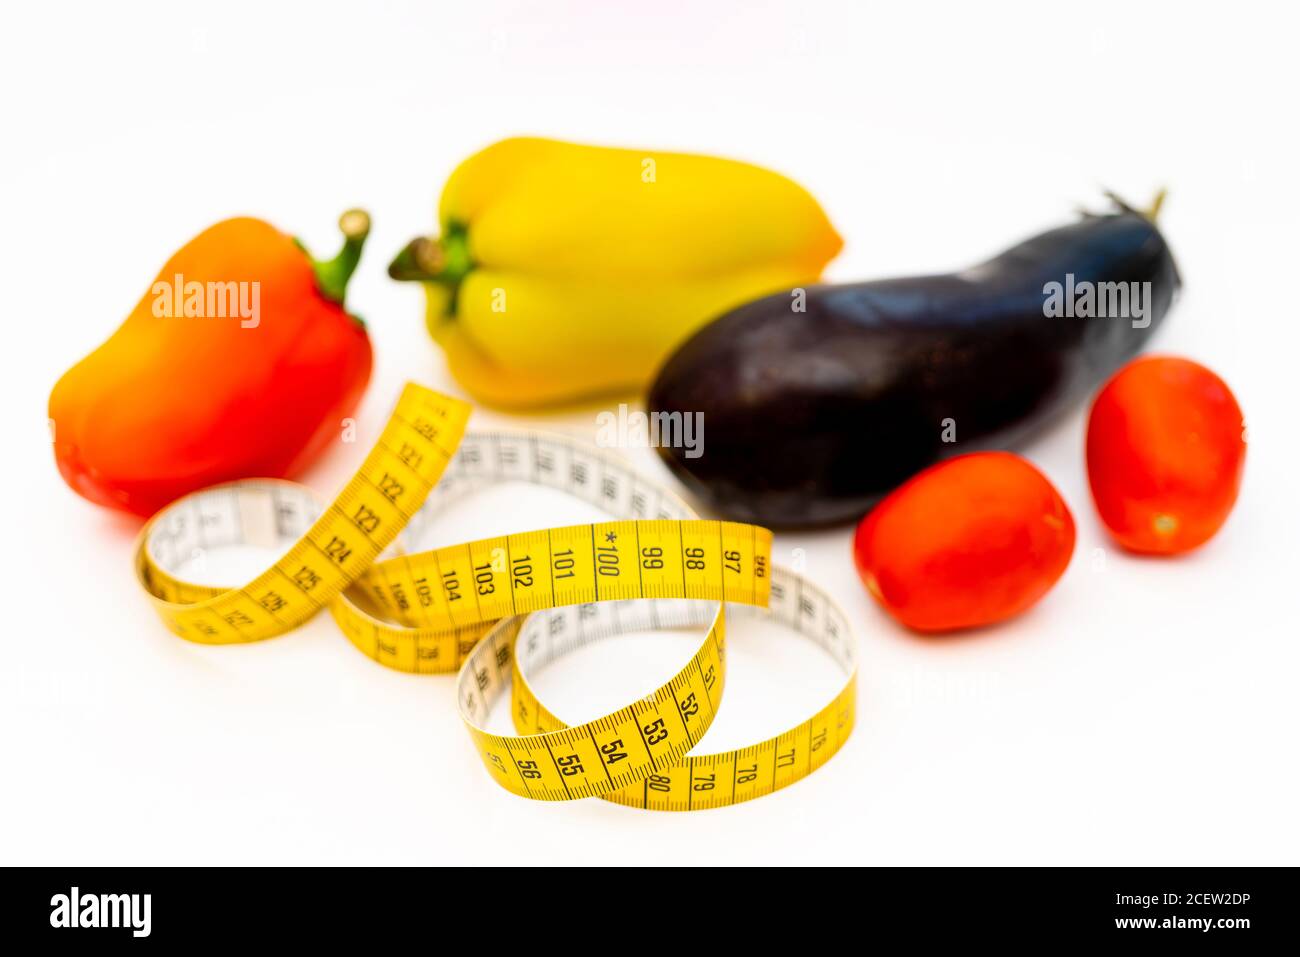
[390,137,841,407]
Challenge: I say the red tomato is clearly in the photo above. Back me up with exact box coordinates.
[853,452,1075,633]
[1086,355,1246,555]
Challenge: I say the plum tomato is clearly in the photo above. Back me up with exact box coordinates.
[852,452,1075,633]
[1086,355,1246,555]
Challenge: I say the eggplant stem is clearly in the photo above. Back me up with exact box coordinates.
[1145,188,1168,221]
[1101,188,1168,222]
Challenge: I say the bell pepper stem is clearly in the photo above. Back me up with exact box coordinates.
[388,225,474,286]
[311,208,371,306]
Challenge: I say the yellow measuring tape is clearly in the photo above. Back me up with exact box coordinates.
[135,382,857,809]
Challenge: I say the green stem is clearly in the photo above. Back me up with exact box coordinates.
[388,223,474,288]
[310,208,371,306]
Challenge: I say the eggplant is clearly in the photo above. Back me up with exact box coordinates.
[648,196,1180,527]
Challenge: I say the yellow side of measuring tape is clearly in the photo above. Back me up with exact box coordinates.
[134,383,857,810]
[137,383,471,643]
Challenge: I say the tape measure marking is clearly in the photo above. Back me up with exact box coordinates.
[456,567,856,809]
[357,518,770,630]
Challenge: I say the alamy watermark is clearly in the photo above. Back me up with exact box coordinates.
[50,886,151,937]
[152,273,261,328]
[1043,273,1151,328]
[596,404,703,459]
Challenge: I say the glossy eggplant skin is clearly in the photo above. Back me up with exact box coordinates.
[649,209,1180,527]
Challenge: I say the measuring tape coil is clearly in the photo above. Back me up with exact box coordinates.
[134,384,857,810]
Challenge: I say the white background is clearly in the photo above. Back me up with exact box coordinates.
[3,1,1297,865]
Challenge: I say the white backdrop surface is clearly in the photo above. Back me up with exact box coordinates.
[2,1,1296,865]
